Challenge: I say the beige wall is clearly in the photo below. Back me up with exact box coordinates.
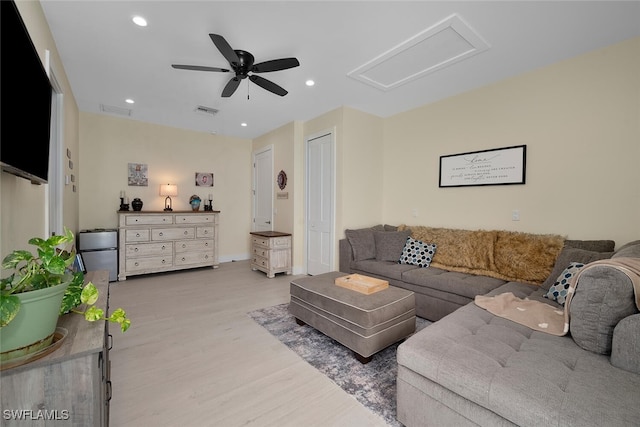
[79,113,253,261]
[382,36,640,248]
[1,0,79,257]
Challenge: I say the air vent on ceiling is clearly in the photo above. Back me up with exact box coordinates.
[348,14,490,91]
[100,104,132,116]
[195,105,219,117]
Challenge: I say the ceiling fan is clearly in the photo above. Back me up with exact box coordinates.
[172,33,300,98]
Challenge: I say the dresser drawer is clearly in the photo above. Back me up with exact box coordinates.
[152,227,194,240]
[175,239,214,253]
[175,251,214,266]
[271,237,291,248]
[126,242,172,257]
[126,229,150,242]
[126,215,173,225]
[126,256,172,272]
[197,226,214,238]
[175,215,215,224]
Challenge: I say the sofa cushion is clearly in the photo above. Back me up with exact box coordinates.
[374,230,411,262]
[610,314,640,374]
[397,301,640,427]
[399,237,436,268]
[344,225,384,261]
[402,268,507,300]
[352,259,418,281]
[541,247,613,291]
[613,240,640,258]
[569,265,639,354]
[543,262,585,305]
[564,239,616,252]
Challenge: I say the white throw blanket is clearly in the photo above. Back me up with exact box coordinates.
[474,257,640,336]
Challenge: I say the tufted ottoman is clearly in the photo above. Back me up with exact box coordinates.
[290,271,416,363]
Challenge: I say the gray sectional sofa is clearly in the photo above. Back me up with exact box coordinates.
[339,225,640,426]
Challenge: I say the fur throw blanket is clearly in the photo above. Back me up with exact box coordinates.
[397,225,565,284]
[475,258,640,336]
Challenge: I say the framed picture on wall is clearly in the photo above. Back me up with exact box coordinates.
[128,163,148,186]
[439,145,526,188]
[195,172,214,187]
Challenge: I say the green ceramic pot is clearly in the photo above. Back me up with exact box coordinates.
[0,281,70,362]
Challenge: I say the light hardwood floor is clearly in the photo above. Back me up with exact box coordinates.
[109,260,388,427]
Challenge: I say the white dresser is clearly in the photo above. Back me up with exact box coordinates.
[250,231,292,278]
[118,211,219,280]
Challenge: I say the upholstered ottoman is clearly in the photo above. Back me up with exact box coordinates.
[289,271,416,363]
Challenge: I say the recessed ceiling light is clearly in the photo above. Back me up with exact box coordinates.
[306,79,315,87]
[132,16,147,27]
[241,123,248,127]
[125,99,135,104]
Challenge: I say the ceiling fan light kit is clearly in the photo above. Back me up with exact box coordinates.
[172,33,300,98]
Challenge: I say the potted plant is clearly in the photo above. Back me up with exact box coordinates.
[1,228,130,363]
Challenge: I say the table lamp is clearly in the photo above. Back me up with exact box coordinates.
[160,184,178,211]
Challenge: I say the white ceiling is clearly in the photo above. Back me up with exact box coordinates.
[40,1,640,139]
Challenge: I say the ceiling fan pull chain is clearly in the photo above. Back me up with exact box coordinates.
[247,81,250,100]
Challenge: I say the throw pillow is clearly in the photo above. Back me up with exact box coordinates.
[399,237,436,268]
[345,226,384,261]
[374,230,411,262]
[541,247,613,291]
[543,262,585,305]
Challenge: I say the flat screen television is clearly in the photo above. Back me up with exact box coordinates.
[1,0,53,184]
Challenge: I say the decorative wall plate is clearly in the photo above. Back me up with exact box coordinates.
[277,170,287,190]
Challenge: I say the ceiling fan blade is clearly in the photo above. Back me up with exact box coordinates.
[209,33,240,66]
[252,58,300,73]
[172,64,230,73]
[249,75,288,96]
[222,77,241,97]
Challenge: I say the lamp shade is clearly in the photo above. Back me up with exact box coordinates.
[159,184,178,197]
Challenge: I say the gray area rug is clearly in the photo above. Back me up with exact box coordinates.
[247,303,430,426]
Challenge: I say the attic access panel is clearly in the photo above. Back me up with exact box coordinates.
[348,14,490,91]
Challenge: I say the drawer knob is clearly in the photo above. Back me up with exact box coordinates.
[205,242,209,247]
[182,244,186,248]
[135,262,139,266]
[205,255,209,259]
[162,259,166,264]
[204,230,208,234]
[136,233,140,237]
[182,257,186,261]
[162,245,166,250]
[134,248,139,252]
[159,232,164,237]
[184,231,188,235]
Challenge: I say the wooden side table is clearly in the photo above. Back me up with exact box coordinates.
[250,231,292,278]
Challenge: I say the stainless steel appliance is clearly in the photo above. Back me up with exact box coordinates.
[78,229,118,282]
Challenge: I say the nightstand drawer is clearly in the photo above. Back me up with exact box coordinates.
[197,226,214,238]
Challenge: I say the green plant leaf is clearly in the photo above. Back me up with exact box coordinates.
[1,250,33,270]
[84,306,104,322]
[119,318,131,332]
[80,282,99,305]
[60,272,85,314]
[0,294,21,327]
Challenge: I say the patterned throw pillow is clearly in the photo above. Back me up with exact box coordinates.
[543,262,585,305]
[399,237,437,268]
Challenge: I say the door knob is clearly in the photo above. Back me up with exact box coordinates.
[266,221,271,224]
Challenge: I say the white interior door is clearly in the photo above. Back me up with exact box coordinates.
[306,132,334,275]
[253,146,273,232]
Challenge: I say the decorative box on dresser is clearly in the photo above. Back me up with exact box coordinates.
[250,231,292,278]
[0,271,111,427]
[118,211,219,281]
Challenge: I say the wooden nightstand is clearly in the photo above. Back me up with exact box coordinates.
[250,231,292,278]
